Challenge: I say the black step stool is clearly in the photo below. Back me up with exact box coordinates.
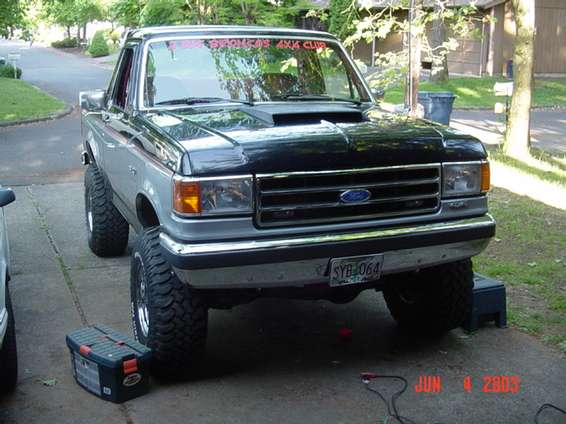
[462,273,507,333]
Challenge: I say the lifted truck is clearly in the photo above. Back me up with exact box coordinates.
[80,25,495,375]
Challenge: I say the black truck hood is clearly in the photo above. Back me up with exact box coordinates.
[143,104,486,175]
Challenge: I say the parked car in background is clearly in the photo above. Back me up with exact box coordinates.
[0,187,17,392]
[80,26,495,376]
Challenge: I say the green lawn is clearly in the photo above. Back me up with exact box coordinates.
[383,77,566,109]
[474,187,566,353]
[0,77,66,123]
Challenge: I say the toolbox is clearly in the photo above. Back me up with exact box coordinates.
[66,324,152,403]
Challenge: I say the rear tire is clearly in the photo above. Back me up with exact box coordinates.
[0,285,18,393]
[130,228,208,377]
[84,164,129,257]
[383,259,474,333]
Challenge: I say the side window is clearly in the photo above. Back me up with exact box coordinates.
[110,48,134,110]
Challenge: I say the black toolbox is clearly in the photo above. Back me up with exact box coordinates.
[66,324,152,403]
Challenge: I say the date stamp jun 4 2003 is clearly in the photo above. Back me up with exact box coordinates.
[414,375,521,394]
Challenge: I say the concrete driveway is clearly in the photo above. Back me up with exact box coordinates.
[0,182,565,424]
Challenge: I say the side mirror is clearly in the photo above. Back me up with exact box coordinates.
[0,188,15,208]
[79,89,106,112]
[371,88,385,101]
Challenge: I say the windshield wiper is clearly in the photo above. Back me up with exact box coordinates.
[274,93,362,105]
[155,97,254,106]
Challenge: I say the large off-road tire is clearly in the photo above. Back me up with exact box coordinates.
[84,164,129,257]
[0,285,18,393]
[383,259,474,333]
[130,227,208,377]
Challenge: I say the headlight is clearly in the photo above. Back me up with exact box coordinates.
[173,175,253,215]
[442,162,490,197]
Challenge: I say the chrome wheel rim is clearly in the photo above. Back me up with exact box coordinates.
[86,192,93,233]
[135,259,150,338]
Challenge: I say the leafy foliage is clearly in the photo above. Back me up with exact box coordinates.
[344,0,486,89]
[0,0,29,38]
[0,64,23,79]
[88,29,110,57]
[328,0,357,41]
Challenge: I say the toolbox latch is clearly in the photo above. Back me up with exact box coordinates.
[123,358,138,375]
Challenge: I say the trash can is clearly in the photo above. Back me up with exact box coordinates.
[417,91,456,125]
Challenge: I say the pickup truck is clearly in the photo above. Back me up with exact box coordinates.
[79,25,495,376]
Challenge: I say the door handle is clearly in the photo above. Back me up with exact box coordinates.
[128,165,137,175]
[102,111,124,123]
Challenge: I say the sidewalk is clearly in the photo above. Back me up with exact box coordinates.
[451,109,566,155]
[450,111,566,210]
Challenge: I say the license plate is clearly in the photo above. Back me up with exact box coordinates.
[329,254,384,287]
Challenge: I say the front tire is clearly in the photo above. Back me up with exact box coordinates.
[130,228,208,377]
[84,164,129,257]
[0,285,18,393]
[383,259,474,333]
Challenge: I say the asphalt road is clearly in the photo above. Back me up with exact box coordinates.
[0,40,565,424]
[0,40,111,185]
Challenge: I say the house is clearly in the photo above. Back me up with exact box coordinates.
[303,0,566,76]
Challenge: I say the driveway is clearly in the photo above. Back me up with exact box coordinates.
[0,40,111,185]
[451,109,566,154]
[0,182,565,424]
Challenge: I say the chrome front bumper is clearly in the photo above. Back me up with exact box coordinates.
[160,214,495,289]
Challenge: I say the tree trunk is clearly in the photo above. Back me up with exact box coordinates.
[405,0,423,116]
[429,0,449,82]
[76,25,81,45]
[82,24,87,41]
[504,0,535,160]
[66,26,71,39]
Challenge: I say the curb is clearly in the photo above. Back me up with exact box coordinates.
[0,103,74,128]
[453,106,566,112]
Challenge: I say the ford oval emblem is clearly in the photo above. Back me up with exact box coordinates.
[340,189,372,203]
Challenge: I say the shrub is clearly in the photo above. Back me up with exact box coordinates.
[88,30,110,57]
[108,30,121,46]
[0,64,22,79]
[51,38,78,48]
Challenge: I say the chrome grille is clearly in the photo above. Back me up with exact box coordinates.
[255,164,441,227]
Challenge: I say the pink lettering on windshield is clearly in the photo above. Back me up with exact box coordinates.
[208,39,271,49]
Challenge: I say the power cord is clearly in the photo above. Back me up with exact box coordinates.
[534,403,566,424]
[360,372,420,424]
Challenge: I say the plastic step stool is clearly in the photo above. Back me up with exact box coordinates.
[462,273,507,333]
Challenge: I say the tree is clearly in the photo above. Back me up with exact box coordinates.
[344,0,482,104]
[0,0,28,38]
[328,0,357,41]
[109,0,145,28]
[503,0,535,160]
[406,0,423,116]
[429,0,448,82]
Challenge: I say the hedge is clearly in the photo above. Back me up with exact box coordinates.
[51,38,78,48]
[0,64,22,79]
[88,30,110,57]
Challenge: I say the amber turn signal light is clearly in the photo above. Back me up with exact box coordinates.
[481,162,490,192]
[173,179,201,214]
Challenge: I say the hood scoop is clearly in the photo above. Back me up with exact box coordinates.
[243,104,365,126]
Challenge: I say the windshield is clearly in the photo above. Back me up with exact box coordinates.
[143,37,371,107]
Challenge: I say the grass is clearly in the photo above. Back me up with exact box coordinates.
[489,150,566,188]
[0,78,65,123]
[383,76,566,109]
[473,187,566,354]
